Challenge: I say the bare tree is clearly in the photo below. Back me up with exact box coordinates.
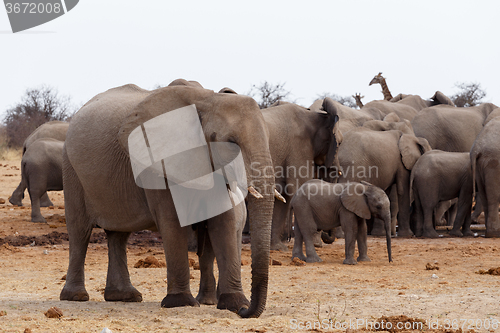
[247,81,293,109]
[450,82,486,107]
[318,92,358,109]
[2,85,75,147]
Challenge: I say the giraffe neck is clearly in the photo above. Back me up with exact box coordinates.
[380,78,393,100]
[355,99,364,108]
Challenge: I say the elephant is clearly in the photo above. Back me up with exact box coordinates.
[309,98,383,134]
[410,150,473,238]
[60,83,276,318]
[260,100,341,251]
[362,117,415,135]
[411,103,498,152]
[470,115,500,238]
[389,91,455,111]
[18,138,64,222]
[291,180,392,264]
[333,108,431,237]
[9,121,69,207]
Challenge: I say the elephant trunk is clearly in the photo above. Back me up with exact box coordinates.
[383,212,393,262]
[238,155,274,318]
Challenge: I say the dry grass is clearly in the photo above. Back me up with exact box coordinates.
[0,133,22,160]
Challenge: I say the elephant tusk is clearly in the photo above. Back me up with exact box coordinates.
[247,186,263,199]
[274,189,286,203]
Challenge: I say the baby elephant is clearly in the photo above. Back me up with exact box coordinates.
[291,180,392,265]
[20,138,64,222]
[410,150,473,238]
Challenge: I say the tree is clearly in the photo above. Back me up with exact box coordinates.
[2,86,75,147]
[247,81,293,109]
[450,82,486,107]
[317,92,357,109]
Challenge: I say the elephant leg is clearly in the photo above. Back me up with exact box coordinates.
[145,190,198,308]
[451,187,473,237]
[104,230,142,302]
[340,210,358,265]
[270,199,290,252]
[196,224,217,305]
[9,179,26,206]
[422,205,439,238]
[60,158,92,302]
[312,230,323,248]
[39,192,54,207]
[370,218,386,236]
[28,187,46,223]
[291,210,308,262]
[484,167,500,237]
[356,219,370,262]
[206,210,249,312]
[471,195,483,223]
[396,171,414,237]
[412,192,424,236]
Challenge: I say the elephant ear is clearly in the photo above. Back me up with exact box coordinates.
[118,85,214,154]
[431,91,455,107]
[398,134,431,170]
[218,87,238,94]
[322,98,341,167]
[340,184,371,220]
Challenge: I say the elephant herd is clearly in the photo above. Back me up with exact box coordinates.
[8,78,500,318]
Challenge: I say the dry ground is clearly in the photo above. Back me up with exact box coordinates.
[0,158,499,333]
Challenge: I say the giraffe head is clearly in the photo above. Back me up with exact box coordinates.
[352,93,365,101]
[369,72,385,86]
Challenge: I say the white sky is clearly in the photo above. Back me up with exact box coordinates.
[1,0,499,118]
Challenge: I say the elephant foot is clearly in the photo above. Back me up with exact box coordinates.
[357,255,371,262]
[305,255,322,263]
[40,193,54,207]
[31,216,47,223]
[196,290,217,305]
[343,258,358,265]
[397,228,414,238]
[270,241,288,252]
[485,230,500,238]
[60,286,89,302]
[217,292,250,313]
[161,293,200,308]
[8,197,23,206]
[422,229,440,238]
[462,229,475,237]
[449,228,463,237]
[104,287,142,302]
[371,227,386,237]
[291,252,307,262]
[334,227,345,239]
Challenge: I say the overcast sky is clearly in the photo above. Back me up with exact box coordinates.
[1,0,499,118]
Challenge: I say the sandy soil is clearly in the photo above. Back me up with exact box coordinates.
[0,158,499,333]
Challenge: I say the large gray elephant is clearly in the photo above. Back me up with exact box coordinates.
[332,106,431,237]
[261,101,340,251]
[362,100,419,122]
[60,83,276,318]
[291,180,392,264]
[18,138,64,222]
[9,121,68,207]
[470,115,500,238]
[411,103,498,152]
[410,150,473,238]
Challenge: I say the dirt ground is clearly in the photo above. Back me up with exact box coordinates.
[0,158,499,333]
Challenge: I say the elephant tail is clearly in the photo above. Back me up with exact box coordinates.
[470,148,479,199]
[409,169,415,204]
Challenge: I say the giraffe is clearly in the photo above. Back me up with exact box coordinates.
[352,93,364,108]
[369,72,393,101]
